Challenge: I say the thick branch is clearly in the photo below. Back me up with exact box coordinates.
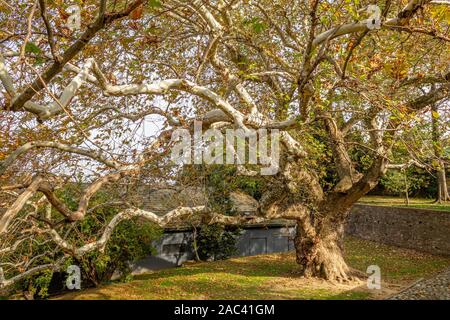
[312,0,433,48]
[0,176,44,234]
[9,0,144,111]
[0,140,120,176]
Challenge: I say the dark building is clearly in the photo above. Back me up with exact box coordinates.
[130,187,296,274]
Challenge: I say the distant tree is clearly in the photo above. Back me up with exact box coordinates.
[430,103,450,203]
[380,169,429,203]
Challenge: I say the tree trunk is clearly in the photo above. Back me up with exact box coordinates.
[191,224,202,262]
[294,215,351,282]
[436,165,449,203]
[404,170,410,205]
[431,103,449,203]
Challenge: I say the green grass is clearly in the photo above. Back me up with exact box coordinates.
[358,196,450,212]
[56,237,449,300]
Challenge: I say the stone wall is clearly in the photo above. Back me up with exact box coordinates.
[346,204,450,257]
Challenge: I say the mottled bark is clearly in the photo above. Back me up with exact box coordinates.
[436,166,449,203]
[294,212,351,282]
[431,104,449,203]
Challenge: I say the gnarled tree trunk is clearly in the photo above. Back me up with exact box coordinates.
[294,213,351,282]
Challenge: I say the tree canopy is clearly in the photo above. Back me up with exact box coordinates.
[0,0,449,287]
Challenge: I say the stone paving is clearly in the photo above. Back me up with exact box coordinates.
[389,267,450,300]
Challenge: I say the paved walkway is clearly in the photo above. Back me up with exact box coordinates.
[389,267,450,300]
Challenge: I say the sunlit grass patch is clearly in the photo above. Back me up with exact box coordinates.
[56,237,450,300]
[359,196,450,212]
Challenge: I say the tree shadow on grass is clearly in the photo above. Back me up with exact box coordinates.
[60,276,368,300]
[58,254,371,300]
[135,252,298,280]
[55,238,450,300]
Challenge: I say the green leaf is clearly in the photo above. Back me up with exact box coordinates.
[243,17,266,34]
[34,56,45,66]
[25,42,41,54]
[148,0,162,8]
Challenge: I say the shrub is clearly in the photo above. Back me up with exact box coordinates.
[71,218,162,287]
[14,185,162,298]
[195,224,242,261]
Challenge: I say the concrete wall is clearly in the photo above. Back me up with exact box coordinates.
[130,231,195,273]
[235,227,295,256]
[345,204,450,256]
[153,231,195,266]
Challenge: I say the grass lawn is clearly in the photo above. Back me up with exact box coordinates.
[56,237,450,300]
[358,196,450,212]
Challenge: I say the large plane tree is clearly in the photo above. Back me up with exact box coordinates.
[0,0,449,287]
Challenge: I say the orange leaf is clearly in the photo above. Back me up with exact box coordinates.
[130,5,143,20]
